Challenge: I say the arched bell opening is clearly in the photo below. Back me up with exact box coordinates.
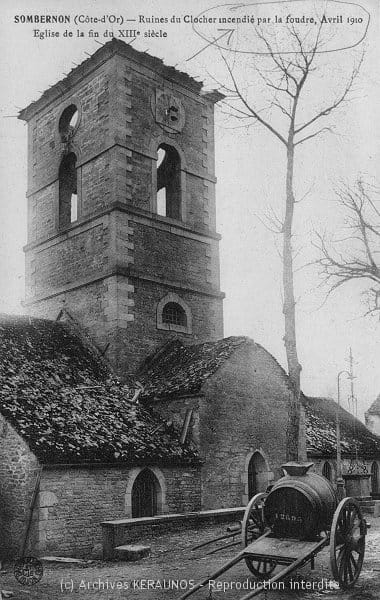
[58,152,78,227]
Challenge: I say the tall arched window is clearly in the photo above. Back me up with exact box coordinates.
[156,144,181,219]
[59,152,78,227]
[322,461,332,482]
[131,469,161,518]
[371,461,379,496]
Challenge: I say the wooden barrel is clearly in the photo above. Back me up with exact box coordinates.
[264,462,338,540]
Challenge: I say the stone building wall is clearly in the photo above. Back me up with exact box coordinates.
[198,342,292,509]
[0,413,40,558]
[36,464,201,557]
[310,457,380,496]
[0,409,201,558]
[148,342,294,511]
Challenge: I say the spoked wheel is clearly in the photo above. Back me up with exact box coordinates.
[241,493,275,578]
[330,497,366,589]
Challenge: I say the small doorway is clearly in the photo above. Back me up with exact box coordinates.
[248,452,269,499]
[131,469,160,517]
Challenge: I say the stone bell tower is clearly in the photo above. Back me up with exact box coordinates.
[20,39,224,375]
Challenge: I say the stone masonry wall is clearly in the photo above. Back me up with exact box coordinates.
[199,341,292,509]
[133,223,211,287]
[27,220,110,300]
[37,465,201,557]
[310,457,380,493]
[26,58,116,202]
[0,414,40,559]
[26,275,131,371]
[148,341,293,511]
[24,45,223,378]
[115,279,223,374]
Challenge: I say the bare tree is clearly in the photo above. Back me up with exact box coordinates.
[316,179,380,317]
[210,20,363,459]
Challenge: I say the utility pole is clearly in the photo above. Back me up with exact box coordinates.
[337,369,350,499]
[336,348,357,499]
[348,347,357,416]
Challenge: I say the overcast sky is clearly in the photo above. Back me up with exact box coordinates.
[0,0,379,418]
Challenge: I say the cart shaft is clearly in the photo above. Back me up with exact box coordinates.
[179,551,246,599]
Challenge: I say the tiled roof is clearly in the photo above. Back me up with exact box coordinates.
[304,396,380,458]
[366,394,380,416]
[139,337,248,400]
[2,315,377,463]
[0,314,198,465]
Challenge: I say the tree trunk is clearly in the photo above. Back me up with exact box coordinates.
[283,137,302,461]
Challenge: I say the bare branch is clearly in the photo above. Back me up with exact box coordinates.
[219,50,288,146]
[294,126,333,146]
[295,51,364,135]
[315,179,380,315]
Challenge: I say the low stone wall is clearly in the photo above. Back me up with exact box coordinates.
[101,507,245,559]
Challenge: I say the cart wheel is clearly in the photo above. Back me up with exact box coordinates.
[242,493,275,578]
[330,497,366,589]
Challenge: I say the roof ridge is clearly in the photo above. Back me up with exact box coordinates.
[56,308,114,374]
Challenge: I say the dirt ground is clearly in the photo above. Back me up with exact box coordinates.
[1,516,379,600]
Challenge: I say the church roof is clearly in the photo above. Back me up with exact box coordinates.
[0,314,198,465]
[139,336,249,399]
[304,396,380,458]
[2,317,378,464]
[366,393,380,416]
[139,337,380,458]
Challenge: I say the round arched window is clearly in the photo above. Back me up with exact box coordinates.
[162,302,187,327]
[59,104,79,142]
[156,143,181,219]
[322,461,332,482]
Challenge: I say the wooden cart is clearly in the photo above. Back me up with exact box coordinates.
[179,463,367,600]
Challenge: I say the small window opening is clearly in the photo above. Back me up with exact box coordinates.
[59,104,79,142]
[156,144,181,219]
[162,302,187,327]
[59,152,78,228]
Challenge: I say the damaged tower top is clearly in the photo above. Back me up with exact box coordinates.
[19,39,225,376]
